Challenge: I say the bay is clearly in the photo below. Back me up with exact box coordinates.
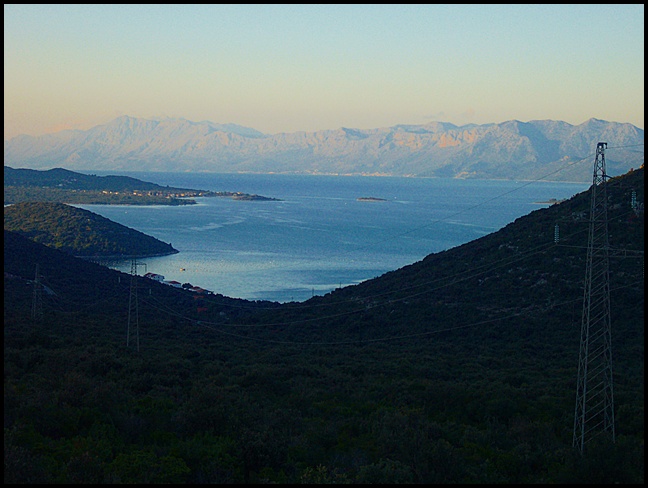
[77,172,588,303]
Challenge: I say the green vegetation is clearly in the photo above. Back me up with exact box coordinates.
[4,202,178,258]
[4,167,643,483]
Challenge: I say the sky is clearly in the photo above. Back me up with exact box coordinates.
[3,4,644,140]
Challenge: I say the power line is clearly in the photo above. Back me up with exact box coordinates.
[19,147,643,339]
[20,195,642,349]
[145,276,643,347]
[27,165,642,339]
[121,190,643,333]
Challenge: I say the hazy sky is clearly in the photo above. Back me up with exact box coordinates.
[4,4,644,140]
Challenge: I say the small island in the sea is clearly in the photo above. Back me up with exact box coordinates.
[357,196,388,202]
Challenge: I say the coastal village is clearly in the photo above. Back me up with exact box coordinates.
[143,271,213,295]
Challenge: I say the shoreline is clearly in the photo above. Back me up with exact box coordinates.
[77,250,180,261]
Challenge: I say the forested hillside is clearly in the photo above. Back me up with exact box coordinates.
[4,166,176,190]
[4,202,178,258]
[4,167,643,483]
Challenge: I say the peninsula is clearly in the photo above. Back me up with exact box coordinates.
[4,202,179,258]
[3,166,282,205]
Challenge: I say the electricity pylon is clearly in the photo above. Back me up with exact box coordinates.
[573,142,615,454]
[31,264,43,321]
[126,259,146,351]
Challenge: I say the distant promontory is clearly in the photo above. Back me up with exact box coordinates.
[3,166,282,205]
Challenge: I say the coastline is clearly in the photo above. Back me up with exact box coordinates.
[77,249,180,261]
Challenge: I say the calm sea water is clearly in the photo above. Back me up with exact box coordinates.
[77,172,588,303]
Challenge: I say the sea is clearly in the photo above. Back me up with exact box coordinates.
[75,172,589,303]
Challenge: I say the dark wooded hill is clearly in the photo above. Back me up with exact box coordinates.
[3,166,643,483]
[4,201,178,258]
[4,165,185,191]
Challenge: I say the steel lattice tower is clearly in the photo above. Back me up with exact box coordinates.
[31,264,43,321]
[573,142,615,454]
[126,259,141,351]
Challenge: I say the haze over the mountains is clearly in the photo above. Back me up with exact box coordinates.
[4,116,644,182]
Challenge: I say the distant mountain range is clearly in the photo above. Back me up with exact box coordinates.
[4,116,644,182]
